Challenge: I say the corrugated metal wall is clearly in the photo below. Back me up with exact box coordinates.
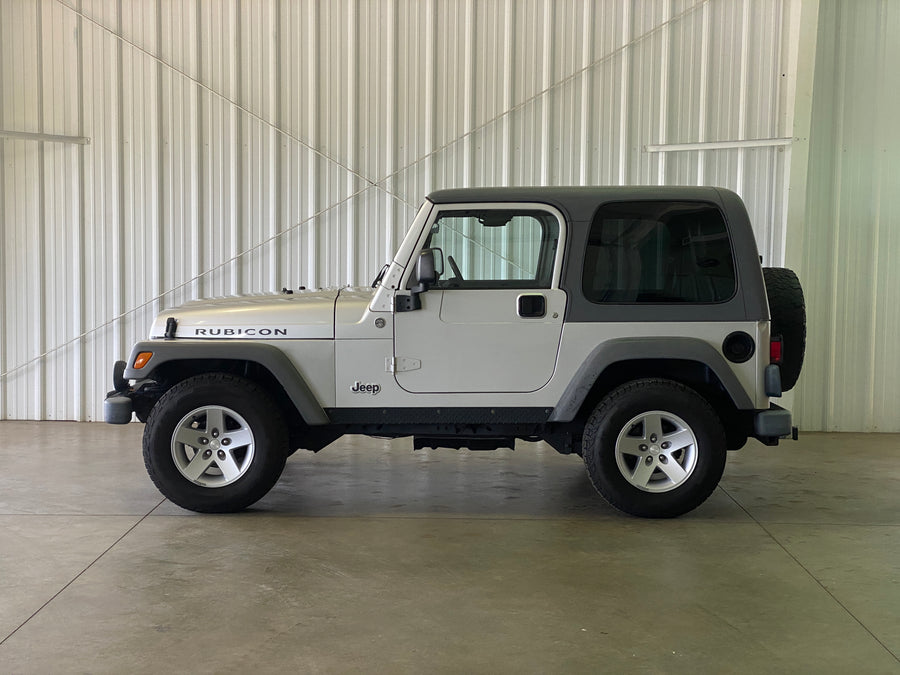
[2,0,804,421]
[793,0,900,432]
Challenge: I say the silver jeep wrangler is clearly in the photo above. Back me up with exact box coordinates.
[105,187,805,518]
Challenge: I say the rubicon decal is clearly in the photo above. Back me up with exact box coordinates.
[351,381,381,395]
[193,328,289,337]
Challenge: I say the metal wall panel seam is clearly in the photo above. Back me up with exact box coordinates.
[735,0,751,199]
[462,0,474,187]
[273,0,283,290]
[233,0,243,296]
[655,0,671,185]
[388,0,399,259]
[0,0,6,418]
[617,0,631,185]
[770,0,788,266]
[425,0,436,191]
[114,0,126,373]
[345,0,357,286]
[503,0,514,186]
[75,0,86,420]
[863,0,888,431]
[579,0,592,185]
[540,0,553,186]
[696,0,710,185]
[155,0,165,330]
[36,0,47,419]
[193,0,203,303]
[306,0,318,287]
[194,0,204,303]
[824,2,845,429]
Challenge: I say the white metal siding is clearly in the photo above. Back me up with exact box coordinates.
[2,0,806,421]
[793,0,900,432]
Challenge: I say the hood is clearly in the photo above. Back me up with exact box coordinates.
[149,289,341,339]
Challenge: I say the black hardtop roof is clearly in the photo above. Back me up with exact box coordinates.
[427,186,731,222]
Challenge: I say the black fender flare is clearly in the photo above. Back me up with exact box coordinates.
[549,337,754,422]
[124,341,330,426]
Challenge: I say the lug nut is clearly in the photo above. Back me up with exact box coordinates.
[217,450,226,460]
[199,437,209,445]
[222,438,231,446]
[202,449,212,459]
[650,434,658,443]
[661,442,671,449]
[645,456,653,465]
[211,429,219,438]
[659,455,668,464]
[639,444,648,452]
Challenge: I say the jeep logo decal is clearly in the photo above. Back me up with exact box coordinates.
[350,381,381,395]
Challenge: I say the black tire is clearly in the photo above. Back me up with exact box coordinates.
[763,267,806,391]
[582,379,727,518]
[143,373,288,513]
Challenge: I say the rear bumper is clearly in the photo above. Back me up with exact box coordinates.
[753,404,796,443]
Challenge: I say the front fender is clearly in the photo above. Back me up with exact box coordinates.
[123,340,330,426]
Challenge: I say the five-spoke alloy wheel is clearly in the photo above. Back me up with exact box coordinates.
[613,410,699,493]
[143,373,288,513]
[583,378,726,518]
[171,405,256,488]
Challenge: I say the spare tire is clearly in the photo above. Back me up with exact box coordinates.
[762,267,806,391]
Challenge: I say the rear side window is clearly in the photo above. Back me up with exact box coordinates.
[582,201,735,304]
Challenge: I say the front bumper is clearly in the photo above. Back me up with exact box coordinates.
[104,394,134,424]
[104,359,134,424]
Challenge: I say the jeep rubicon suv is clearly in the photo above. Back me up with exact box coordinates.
[105,187,805,518]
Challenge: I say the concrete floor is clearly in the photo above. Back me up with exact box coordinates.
[0,423,898,674]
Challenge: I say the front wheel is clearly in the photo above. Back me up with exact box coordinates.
[582,379,727,518]
[143,373,288,513]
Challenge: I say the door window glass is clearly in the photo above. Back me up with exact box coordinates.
[425,210,559,289]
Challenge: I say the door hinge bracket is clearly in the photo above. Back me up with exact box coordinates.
[386,357,421,373]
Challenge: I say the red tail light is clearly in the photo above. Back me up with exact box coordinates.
[770,336,783,364]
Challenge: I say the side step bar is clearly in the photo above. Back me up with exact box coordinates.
[413,436,515,451]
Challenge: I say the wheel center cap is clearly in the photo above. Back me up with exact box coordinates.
[210,439,221,450]
[650,445,660,455]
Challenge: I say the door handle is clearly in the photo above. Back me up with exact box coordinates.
[517,294,546,318]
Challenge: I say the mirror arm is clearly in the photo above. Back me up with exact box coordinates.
[395,292,422,312]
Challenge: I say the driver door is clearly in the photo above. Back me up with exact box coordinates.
[393,205,566,394]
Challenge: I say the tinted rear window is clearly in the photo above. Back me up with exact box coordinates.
[582,201,736,304]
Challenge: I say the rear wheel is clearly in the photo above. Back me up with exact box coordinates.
[582,379,726,518]
[143,373,288,513]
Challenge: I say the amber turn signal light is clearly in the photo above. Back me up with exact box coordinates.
[133,352,153,369]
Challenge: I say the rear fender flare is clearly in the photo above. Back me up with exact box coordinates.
[549,337,754,422]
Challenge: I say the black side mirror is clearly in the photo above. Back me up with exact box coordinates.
[397,249,441,313]
[416,249,437,287]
